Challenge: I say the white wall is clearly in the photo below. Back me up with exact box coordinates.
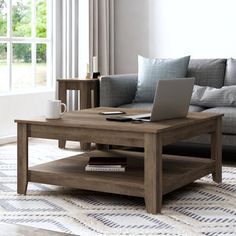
[114,0,236,73]
[149,0,236,58]
[0,91,54,144]
[114,0,149,74]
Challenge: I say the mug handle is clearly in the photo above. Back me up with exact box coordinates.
[61,103,67,115]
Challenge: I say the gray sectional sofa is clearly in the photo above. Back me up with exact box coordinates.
[99,58,236,148]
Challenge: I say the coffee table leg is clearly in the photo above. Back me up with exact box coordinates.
[17,124,28,195]
[144,133,162,214]
[211,117,222,183]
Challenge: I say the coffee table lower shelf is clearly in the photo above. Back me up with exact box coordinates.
[28,150,215,197]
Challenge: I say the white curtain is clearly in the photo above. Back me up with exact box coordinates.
[54,0,79,110]
[89,0,115,75]
[54,0,80,79]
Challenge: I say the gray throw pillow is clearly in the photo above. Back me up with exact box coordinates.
[134,55,190,102]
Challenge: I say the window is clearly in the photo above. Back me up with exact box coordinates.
[0,0,52,93]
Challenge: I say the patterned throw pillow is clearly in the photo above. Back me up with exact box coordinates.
[191,85,236,107]
[134,55,190,102]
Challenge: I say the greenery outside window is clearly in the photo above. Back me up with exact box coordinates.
[0,0,52,93]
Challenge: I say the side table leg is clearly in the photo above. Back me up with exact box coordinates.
[96,144,110,150]
[211,117,222,183]
[17,124,28,195]
[93,87,99,107]
[58,139,66,149]
[144,133,162,214]
[80,83,92,150]
[80,142,91,150]
[58,81,67,148]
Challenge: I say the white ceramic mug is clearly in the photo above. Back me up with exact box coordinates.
[46,100,67,119]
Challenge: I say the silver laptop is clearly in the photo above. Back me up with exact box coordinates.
[127,78,195,122]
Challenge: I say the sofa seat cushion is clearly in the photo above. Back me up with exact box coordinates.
[203,107,236,134]
[187,59,226,88]
[119,103,153,111]
[188,105,205,112]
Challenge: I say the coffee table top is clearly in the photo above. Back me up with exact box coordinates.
[15,107,223,134]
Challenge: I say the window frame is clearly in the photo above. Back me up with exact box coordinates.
[0,0,53,93]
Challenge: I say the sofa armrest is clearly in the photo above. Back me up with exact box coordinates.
[99,74,138,107]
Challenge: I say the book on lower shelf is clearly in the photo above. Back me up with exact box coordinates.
[85,156,127,172]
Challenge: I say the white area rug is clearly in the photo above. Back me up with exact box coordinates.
[0,139,236,236]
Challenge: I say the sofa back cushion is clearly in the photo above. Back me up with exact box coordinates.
[134,55,190,102]
[224,58,236,86]
[187,59,226,88]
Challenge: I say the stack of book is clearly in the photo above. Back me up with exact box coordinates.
[85,156,127,172]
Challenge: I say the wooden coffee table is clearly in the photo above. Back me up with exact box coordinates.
[15,107,222,214]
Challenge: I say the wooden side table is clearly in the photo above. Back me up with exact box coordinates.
[57,78,99,149]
